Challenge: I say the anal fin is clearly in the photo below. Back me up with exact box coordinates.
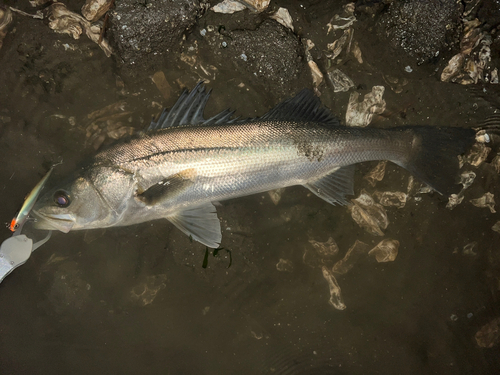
[167,203,222,248]
[304,165,355,205]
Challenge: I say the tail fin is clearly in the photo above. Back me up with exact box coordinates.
[399,126,475,195]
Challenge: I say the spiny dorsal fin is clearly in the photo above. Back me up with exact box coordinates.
[259,89,340,126]
[148,82,210,130]
[148,82,241,130]
[149,83,340,131]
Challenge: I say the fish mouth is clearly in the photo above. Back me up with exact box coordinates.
[32,211,75,233]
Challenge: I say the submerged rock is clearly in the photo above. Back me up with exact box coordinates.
[303,237,339,268]
[373,191,407,209]
[322,266,346,310]
[470,192,496,213]
[276,258,294,273]
[130,274,167,306]
[364,161,387,187]
[492,221,500,233]
[462,242,478,256]
[349,190,389,236]
[446,171,476,210]
[332,240,370,275]
[475,317,500,348]
[459,142,491,167]
[84,101,135,149]
[0,6,12,50]
[369,239,399,263]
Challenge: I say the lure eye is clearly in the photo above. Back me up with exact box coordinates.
[54,191,70,207]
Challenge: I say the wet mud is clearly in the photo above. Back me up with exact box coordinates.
[1,1,500,374]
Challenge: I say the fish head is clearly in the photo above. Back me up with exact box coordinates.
[32,174,112,232]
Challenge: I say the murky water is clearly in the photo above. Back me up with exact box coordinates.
[1,1,500,374]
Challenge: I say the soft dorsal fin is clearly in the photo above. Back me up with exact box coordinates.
[259,89,340,126]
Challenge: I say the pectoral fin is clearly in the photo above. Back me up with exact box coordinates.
[304,165,355,205]
[167,203,222,248]
[136,168,196,206]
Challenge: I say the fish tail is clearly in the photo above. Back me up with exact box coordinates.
[398,126,475,195]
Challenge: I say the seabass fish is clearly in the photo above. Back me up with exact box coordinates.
[33,83,475,247]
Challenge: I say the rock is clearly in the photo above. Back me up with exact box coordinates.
[108,0,206,76]
[327,68,354,93]
[270,7,294,32]
[211,0,270,14]
[223,19,306,99]
[81,0,114,22]
[308,60,323,89]
[211,0,246,14]
[459,142,491,168]
[45,3,113,57]
[345,86,386,127]
[377,0,462,64]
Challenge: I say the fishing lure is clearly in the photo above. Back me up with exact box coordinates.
[9,167,53,232]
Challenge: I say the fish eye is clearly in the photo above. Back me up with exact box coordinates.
[53,191,71,207]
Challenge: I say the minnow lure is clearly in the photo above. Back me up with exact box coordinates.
[9,167,53,232]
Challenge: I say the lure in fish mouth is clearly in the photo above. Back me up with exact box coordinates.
[31,82,480,248]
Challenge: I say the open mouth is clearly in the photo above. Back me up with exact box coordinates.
[32,211,75,233]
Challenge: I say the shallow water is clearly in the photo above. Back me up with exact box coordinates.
[1,1,500,374]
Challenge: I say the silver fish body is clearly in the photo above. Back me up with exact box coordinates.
[33,84,475,247]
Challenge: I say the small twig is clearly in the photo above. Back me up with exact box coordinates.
[98,13,109,44]
[9,7,43,19]
[98,0,115,45]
